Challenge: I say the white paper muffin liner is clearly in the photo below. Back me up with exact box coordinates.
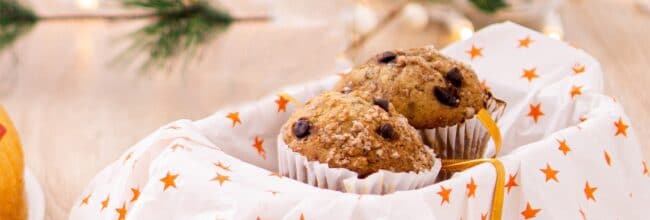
[277,134,441,195]
[424,96,506,180]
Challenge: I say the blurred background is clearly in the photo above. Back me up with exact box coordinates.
[0,0,649,219]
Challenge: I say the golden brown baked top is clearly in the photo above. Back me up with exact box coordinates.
[281,91,433,178]
[334,46,487,129]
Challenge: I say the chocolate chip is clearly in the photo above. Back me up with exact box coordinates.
[293,118,311,139]
[434,86,460,107]
[377,124,396,140]
[373,98,390,112]
[377,51,397,64]
[445,67,463,87]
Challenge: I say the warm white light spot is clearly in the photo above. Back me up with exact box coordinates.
[77,0,98,10]
[354,3,378,35]
[448,17,474,41]
[402,3,429,30]
[543,11,564,40]
[459,27,474,40]
[546,32,561,40]
[543,26,563,40]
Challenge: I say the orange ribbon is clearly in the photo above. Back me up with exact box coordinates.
[441,108,504,220]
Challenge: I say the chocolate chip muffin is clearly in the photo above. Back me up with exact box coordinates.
[281,91,433,178]
[334,46,488,129]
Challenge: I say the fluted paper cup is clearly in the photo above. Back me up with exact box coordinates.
[277,134,441,195]
[424,95,506,180]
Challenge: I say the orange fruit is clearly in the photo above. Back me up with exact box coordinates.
[0,106,27,220]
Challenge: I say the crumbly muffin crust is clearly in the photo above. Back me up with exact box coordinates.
[281,91,433,177]
[334,46,487,129]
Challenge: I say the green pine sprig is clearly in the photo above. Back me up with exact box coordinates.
[0,0,38,51]
[468,0,508,13]
[428,0,508,13]
[114,0,234,73]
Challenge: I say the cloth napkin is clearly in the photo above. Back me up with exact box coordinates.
[69,22,650,220]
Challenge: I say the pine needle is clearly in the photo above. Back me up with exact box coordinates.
[114,0,233,73]
[468,0,508,13]
[0,0,38,51]
[428,0,508,13]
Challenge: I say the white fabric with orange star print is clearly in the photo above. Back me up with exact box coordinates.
[69,22,650,220]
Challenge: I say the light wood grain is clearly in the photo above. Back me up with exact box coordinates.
[560,0,650,161]
[0,0,647,219]
[1,20,347,220]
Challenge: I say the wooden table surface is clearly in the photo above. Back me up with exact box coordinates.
[0,0,648,219]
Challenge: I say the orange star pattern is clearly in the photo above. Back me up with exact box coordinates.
[573,64,586,75]
[275,95,290,112]
[115,202,127,220]
[557,139,571,155]
[253,137,266,159]
[466,178,477,198]
[570,85,583,98]
[579,208,587,220]
[604,151,612,166]
[100,195,110,211]
[505,173,519,193]
[643,161,648,176]
[466,45,483,60]
[80,194,91,207]
[584,181,597,201]
[579,117,588,123]
[528,103,544,123]
[481,213,488,220]
[211,172,230,186]
[226,112,241,127]
[521,202,541,219]
[521,68,539,82]
[518,36,533,48]
[437,185,452,205]
[614,117,628,137]
[160,171,179,191]
[539,163,559,182]
[130,187,140,202]
[214,161,231,171]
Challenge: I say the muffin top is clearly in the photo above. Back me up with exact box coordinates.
[334,46,487,129]
[281,91,434,178]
